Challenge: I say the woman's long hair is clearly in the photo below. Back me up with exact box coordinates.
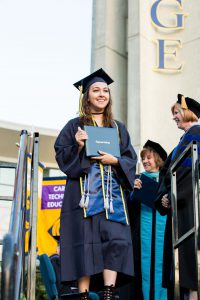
[80,87,115,127]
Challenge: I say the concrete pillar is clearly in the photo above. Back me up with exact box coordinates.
[127,0,140,152]
[91,0,128,124]
[92,0,200,162]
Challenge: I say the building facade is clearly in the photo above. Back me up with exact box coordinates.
[91,0,200,159]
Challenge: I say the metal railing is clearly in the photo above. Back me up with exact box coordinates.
[27,132,39,300]
[0,130,39,300]
[170,140,200,299]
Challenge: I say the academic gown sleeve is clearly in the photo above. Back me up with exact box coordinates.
[114,121,138,190]
[54,118,90,178]
[154,153,173,216]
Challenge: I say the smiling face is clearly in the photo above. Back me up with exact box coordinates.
[172,103,198,131]
[172,105,189,131]
[88,81,110,113]
[141,150,159,173]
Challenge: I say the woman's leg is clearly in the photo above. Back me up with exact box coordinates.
[78,276,90,293]
[102,270,117,299]
[103,269,117,286]
[189,290,197,300]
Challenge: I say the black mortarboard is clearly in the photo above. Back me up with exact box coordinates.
[177,94,200,118]
[73,68,114,94]
[73,68,114,116]
[143,140,167,162]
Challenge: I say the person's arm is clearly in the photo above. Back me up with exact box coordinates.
[91,150,119,165]
[54,119,90,178]
[75,126,88,153]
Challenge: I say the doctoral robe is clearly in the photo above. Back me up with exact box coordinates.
[129,171,167,300]
[155,124,200,291]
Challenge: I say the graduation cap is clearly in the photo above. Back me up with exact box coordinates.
[73,68,114,116]
[177,94,200,118]
[143,140,167,162]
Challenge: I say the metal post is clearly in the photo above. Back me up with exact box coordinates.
[171,171,180,299]
[170,141,200,299]
[1,130,29,300]
[27,133,39,300]
[191,143,200,299]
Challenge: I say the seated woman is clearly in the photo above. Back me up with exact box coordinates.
[129,140,168,300]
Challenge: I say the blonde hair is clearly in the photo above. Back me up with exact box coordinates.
[140,148,164,169]
[171,103,198,122]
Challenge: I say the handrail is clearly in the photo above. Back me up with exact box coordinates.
[27,132,39,300]
[170,140,200,299]
[0,130,40,300]
[9,130,28,241]
[1,130,28,300]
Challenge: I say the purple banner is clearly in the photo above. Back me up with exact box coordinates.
[41,183,65,209]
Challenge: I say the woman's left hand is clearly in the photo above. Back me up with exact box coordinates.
[91,151,119,166]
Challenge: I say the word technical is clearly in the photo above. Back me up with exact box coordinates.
[151,0,187,72]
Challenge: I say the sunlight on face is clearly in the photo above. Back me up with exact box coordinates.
[173,108,185,130]
[141,150,159,173]
[88,82,110,113]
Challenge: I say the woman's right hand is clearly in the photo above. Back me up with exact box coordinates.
[161,194,170,209]
[134,178,142,189]
[75,127,88,151]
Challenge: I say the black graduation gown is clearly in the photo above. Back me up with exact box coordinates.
[155,125,200,291]
[54,117,137,287]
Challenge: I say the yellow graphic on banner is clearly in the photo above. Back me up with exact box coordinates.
[37,177,66,256]
[25,154,66,256]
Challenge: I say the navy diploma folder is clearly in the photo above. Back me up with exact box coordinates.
[132,174,159,208]
[84,126,121,157]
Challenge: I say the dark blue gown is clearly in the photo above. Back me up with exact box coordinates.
[54,117,137,288]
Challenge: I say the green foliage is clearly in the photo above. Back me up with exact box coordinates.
[20,293,27,300]
[35,267,48,300]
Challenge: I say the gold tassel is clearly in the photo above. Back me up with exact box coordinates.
[79,85,84,116]
[181,95,188,110]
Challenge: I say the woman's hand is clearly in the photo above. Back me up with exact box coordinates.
[161,194,170,209]
[75,127,88,151]
[91,151,118,165]
[134,178,142,189]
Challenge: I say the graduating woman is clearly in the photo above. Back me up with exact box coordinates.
[54,68,137,300]
[129,140,167,300]
[155,94,200,300]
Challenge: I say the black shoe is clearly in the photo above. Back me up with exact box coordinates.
[102,285,115,300]
[80,290,89,300]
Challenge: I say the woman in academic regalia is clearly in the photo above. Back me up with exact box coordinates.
[54,68,137,300]
[155,94,200,300]
[129,140,168,300]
